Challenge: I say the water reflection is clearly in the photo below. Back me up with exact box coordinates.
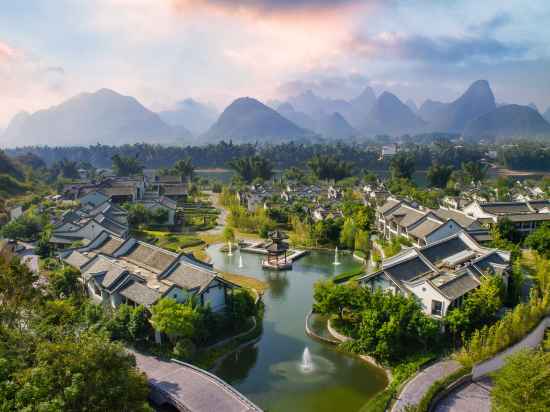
[207,245,388,412]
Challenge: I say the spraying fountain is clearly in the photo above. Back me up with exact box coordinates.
[238,254,244,268]
[333,246,340,266]
[227,241,233,256]
[300,347,314,373]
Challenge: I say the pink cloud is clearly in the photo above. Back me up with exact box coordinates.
[0,41,17,61]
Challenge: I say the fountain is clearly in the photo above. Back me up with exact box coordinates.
[227,241,233,256]
[238,254,244,268]
[333,246,340,266]
[300,347,314,373]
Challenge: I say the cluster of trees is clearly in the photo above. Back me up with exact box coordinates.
[229,156,273,183]
[6,140,488,172]
[313,281,440,363]
[0,207,47,241]
[111,154,144,176]
[123,203,170,226]
[0,252,152,411]
[307,154,353,181]
[498,142,550,171]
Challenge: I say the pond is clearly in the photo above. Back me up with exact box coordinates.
[207,245,388,412]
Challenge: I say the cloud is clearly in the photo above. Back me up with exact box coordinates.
[348,31,528,63]
[171,0,363,17]
[0,41,18,61]
[277,73,370,99]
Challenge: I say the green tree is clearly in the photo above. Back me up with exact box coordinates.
[491,348,550,412]
[150,298,199,340]
[229,156,273,183]
[123,203,149,226]
[339,218,357,250]
[427,163,453,188]
[0,213,43,240]
[525,223,550,258]
[461,161,488,183]
[111,154,143,176]
[223,225,236,243]
[5,332,152,412]
[48,266,83,300]
[173,158,194,181]
[307,155,353,181]
[389,152,415,180]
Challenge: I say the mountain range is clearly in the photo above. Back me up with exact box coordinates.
[1,89,191,147]
[201,97,313,143]
[2,81,550,147]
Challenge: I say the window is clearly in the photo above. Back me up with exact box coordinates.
[431,300,443,316]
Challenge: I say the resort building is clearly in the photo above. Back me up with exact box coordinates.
[50,197,129,247]
[462,200,550,235]
[358,231,510,318]
[377,197,490,247]
[60,231,238,312]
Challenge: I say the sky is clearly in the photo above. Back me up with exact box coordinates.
[1,0,549,127]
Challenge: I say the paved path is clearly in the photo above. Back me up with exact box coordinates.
[130,350,261,412]
[203,191,227,236]
[434,377,492,412]
[392,360,461,412]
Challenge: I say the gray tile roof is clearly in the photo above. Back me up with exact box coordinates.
[433,208,477,228]
[119,280,161,306]
[480,202,532,215]
[422,237,469,265]
[64,251,90,268]
[438,273,480,300]
[504,213,550,222]
[379,198,401,215]
[385,257,433,282]
[162,262,216,292]
[408,219,442,239]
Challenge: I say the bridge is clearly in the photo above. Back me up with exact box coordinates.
[130,350,262,412]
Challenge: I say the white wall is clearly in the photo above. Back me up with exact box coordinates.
[203,282,226,312]
[408,282,451,317]
[427,220,462,244]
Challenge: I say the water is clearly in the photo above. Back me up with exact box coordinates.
[333,246,340,266]
[207,245,388,412]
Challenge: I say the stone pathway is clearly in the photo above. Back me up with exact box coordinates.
[129,349,262,412]
[434,377,493,412]
[392,360,462,412]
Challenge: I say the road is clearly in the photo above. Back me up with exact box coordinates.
[434,377,492,412]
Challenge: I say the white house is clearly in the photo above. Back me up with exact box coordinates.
[358,231,510,318]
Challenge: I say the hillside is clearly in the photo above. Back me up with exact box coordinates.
[364,92,426,135]
[463,105,550,140]
[203,97,314,143]
[1,89,191,147]
[421,80,496,133]
[158,98,218,135]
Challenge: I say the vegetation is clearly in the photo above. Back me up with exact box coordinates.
[111,154,144,176]
[426,162,453,188]
[313,281,439,364]
[491,345,550,412]
[307,154,353,181]
[0,254,152,411]
[229,155,273,183]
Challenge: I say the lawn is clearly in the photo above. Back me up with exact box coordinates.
[132,229,204,253]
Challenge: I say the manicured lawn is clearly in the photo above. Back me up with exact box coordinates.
[218,271,269,293]
[132,229,204,253]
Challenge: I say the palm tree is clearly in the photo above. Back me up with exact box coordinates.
[173,158,194,181]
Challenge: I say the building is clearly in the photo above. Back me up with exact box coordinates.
[377,197,490,247]
[50,197,129,248]
[462,200,550,236]
[381,144,398,158]
[358,231,510,318]
[140,196,178,226]
[60,231,238,312]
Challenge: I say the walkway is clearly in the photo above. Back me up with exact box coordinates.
[203,191,227,236]
[392,360,461,412]
[434,377,493,412]
[130,350,262,412]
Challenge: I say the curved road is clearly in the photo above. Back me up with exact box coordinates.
[434,377,492,412]
[130,350,262,412]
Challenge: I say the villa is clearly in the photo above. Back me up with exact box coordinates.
[358,231,510,318]
[60,231,239,312]
[462,200,550,236]
[377,197,490,247]
[50,195,129,247]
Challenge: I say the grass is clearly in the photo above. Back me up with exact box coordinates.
[132,229,204,253]
[333,267,366,284]
[218,271,269,293]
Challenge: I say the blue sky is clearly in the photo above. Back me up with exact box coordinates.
[1,0,549,127]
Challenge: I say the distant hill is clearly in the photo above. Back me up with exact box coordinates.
[421,80,496,133]
[276,103,317,131]
[1,89,191,147]
[543,107,550,123]
[406,99,419,114]
[203,97,314,143]
[317,112,357,139]
[463,105,550,140]
[364,92,426,135]
[419,99,447,123]
[158,98,218,135]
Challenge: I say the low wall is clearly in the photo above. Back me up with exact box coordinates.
[305,311,340,344]
[472,316,550,380]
